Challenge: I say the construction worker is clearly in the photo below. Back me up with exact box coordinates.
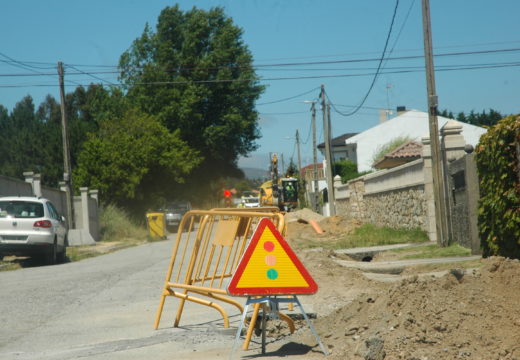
[285,182,296,202]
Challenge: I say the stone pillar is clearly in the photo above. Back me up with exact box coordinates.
[59,181,67,193]
[441,120,467,244]
[441,120,466,162]
[23,172,42,197]
[421,136,437,242]
[80,187,90,232]
[32,173,42,197]
[23,172,34,194]
[89,189,99,204]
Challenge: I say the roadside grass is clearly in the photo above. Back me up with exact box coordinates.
[339,224,429,249]
[391,243,472,259]
[402,259,483,274]
[1,204,166,270]
[295,224,429,250]
[66,204,163,262]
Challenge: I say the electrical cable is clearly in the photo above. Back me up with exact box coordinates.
[329,0,400,117]
[66,64,117,86]
[0,53,82,87]
[256,86,320,105]
[2,61,520,88]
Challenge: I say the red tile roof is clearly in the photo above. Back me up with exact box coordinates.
[373,141,423,169]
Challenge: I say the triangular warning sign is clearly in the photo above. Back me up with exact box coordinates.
[227,218,318,296]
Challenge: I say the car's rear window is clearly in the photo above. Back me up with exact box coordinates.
[0,201,44,218]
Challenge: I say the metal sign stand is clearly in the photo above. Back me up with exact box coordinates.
[230,295,328,358]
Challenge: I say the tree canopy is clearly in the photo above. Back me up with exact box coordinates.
[74,107,201,213]
[119,6,264,190]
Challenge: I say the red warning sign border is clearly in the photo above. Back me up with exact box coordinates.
[227,218,318,296]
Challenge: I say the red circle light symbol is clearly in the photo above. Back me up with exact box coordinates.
[263,241,275,252]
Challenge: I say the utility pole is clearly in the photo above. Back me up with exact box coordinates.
[321,85,336,216]
[421,0,449,246]
[58,61,74,229]
[307,101,320,214]
[295,129,302,176]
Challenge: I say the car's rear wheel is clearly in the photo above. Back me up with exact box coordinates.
[46,239,58,265]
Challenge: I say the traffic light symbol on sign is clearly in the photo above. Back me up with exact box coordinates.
[227,218,318,296]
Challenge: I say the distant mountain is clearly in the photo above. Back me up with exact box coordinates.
[240,167,269,180]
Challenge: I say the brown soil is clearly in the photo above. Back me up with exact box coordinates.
[285,209,361,247]
[259,211,520,360]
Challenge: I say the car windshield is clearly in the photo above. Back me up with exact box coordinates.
[165,202,190,212]
[0,200,44,218]
[244,198,258,204]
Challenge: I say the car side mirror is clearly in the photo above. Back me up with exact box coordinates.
[61,215,66,223]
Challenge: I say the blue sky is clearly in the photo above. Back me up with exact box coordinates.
[1,0,519,171]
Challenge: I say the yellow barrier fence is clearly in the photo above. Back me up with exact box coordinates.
[154,209,293,349]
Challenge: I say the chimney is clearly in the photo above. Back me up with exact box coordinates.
[396,106,407,116]
[379,109,388,123]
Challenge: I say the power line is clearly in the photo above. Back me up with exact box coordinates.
[329,0,400,117]
[66,64,117,86]
[0,53,82,87]
[2,61,520,88]
[257,86,320,105]
[1,46,519,80]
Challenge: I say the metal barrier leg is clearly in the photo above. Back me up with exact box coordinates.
[277,311,295,333]
[293,296,328,355]
[230,301,251,360]
[174,289,188,327]
[242,302,261,350]
[154,293,168,329]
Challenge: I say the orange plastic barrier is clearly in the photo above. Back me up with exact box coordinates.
[154,209,293,349]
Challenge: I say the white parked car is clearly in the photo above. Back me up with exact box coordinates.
[0,196,68,265]
[242,196,260,208]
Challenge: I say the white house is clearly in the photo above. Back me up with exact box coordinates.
[317,133,358,163]
[344,109,488,172]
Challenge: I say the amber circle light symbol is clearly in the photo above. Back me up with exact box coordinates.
[265,254,276,266]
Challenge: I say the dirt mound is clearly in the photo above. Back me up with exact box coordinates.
[285,208,326,223]
[284,210,361,247]
[297,256,520,359]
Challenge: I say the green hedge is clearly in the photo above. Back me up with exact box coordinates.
[475,114,520,258]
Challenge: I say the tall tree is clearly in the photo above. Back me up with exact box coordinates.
[442,108,505,127]
[119,6,264,200]
[74,107,201,214]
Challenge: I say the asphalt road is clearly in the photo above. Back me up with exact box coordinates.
[0,236,249,360]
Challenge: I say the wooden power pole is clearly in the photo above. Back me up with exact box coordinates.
[295,129,302,176]
[321,85,336,216]
[421,0,449,246]
[309,101,321,214]
[58,61,75,229]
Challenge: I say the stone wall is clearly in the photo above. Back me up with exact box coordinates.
[446,153,480,254]
[335,159,428,232]
[364,185,427,230]
[334,120,483,250]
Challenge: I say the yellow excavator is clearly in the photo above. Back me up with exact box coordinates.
[259,154,298,211]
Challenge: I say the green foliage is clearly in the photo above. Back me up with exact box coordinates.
[119,5,264,199]
[74,108,201,214]
[476,114,520,259]
[440,108,505,127]
[371,135,413,166]
[456,109,504,127]
[99,203,148,241]
[334,159,371,183]
[285,159,298,177]
[399,243,471,259]
[295,223,428,250]
[0,86,113,186]
[343,224,429,248]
